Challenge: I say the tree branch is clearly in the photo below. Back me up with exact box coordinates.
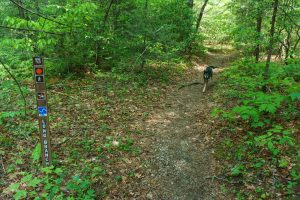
[0,59,27,116]
[0,25,64,35]
[103,0,114,25]
[279,7,300,28]
[9,0,68,27]
[196,0,209,31]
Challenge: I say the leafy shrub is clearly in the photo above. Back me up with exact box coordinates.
[213,59,299,199]
[4,166,97,200]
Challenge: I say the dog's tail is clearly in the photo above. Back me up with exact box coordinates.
[209,65,217,69]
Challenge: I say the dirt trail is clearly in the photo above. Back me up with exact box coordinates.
[142,50,237,200]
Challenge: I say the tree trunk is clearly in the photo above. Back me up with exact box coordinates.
[35,0,40,13]
[187,0,209,55]
[103,0,114,25]
[196,0,209,31]
[284,30,291,63]
[263,0,279,91]
[187,0,193,8]
[17,0,26,19]
[95,0,114,66]
[141,0,148,69]
[291,28,300,58]
[254,15,262,63]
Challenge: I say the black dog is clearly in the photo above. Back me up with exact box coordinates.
[203,66,216,92]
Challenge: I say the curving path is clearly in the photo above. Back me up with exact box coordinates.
[141,49,237,200]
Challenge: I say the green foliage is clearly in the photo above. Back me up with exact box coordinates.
[0,0,299,199]
[214,59,299,198]
[228,0,300,59]
[0,80,29,123]
[0,69,161,199]
[4,166,96,200]
[32,143,42,162]
[289,92,300,100]
[0,0,194,81]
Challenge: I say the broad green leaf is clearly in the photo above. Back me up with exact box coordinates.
[32,143,41,162]
[13,190,27,200]
[8,183,20,191]
[231,164,244,176]
[54,168,63,175]
[28,177,42,188]
[21,174,32,183]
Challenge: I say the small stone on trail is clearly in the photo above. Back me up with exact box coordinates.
[147,192,153,199]
[112,140,120,146]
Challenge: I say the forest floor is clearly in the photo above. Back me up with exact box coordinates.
[0,46,238,200]
[134,48,238,200]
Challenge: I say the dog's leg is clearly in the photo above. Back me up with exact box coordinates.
[203,82,207,93]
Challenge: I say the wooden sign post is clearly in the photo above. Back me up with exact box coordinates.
[33,56,52,166]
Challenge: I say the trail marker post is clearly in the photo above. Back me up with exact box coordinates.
[33,56,52,166]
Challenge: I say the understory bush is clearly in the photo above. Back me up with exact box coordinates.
[213,59,300,199]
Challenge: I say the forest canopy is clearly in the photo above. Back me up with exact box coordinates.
[0,0,299,77]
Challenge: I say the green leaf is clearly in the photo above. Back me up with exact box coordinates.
[29,190,37,196]
[32,143,41,162]
[44,182,54,190]
[50,185,59,195]
[54,168,63,175]
[8,183,20,191]
[21,174,32,183]
[279,159,288,168]
[115,175,122,182]
[231,164,244,176]
[267,141,274,151]
[40,192,48,198]
[258,103,277,113]
[13,190,27,200]
[290,169,300,180]
[28,177,42,188]
[232,105,260,123]
[289,92,300,101]
[41,166,54,174]
[67,182,77,190]
[72,175,81,181]
[15,159,24,165]
[87,189,95,196]
[253,161,264,168]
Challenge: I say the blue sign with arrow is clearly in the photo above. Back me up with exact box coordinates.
[38,106,47,117]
